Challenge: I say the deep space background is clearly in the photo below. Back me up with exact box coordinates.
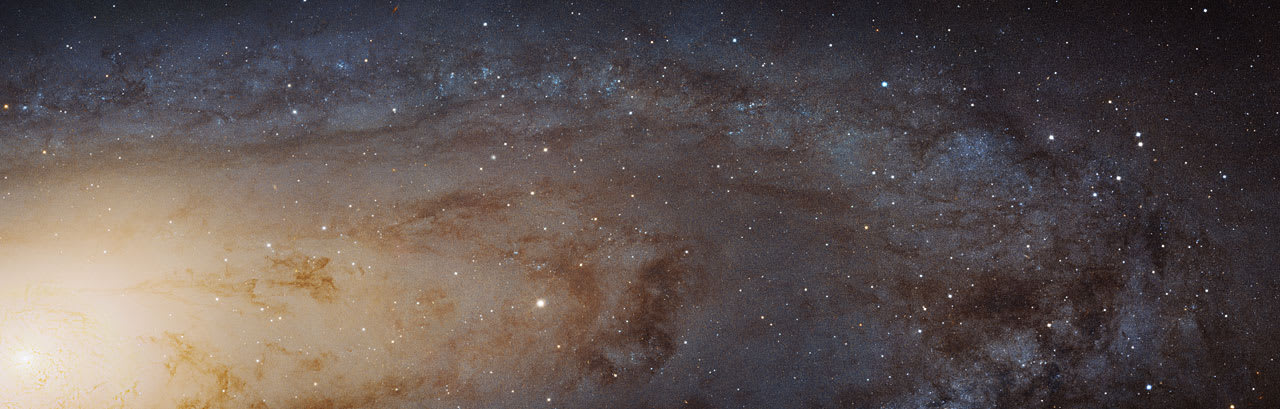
[0,1,1277,408]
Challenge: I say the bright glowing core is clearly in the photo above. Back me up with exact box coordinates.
[13,350,34,366]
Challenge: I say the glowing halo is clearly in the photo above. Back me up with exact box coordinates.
[0,284,141,407]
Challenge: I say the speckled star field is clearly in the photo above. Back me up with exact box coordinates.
[0,1,1277,408]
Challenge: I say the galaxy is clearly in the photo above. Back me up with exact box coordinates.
[0,1,1277,408]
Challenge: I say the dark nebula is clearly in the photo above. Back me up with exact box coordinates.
[0,1,1277,408]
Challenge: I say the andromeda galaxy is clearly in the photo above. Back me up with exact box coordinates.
[0,1,1277,408]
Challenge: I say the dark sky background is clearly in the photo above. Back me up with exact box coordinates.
[0,1,1277,408]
